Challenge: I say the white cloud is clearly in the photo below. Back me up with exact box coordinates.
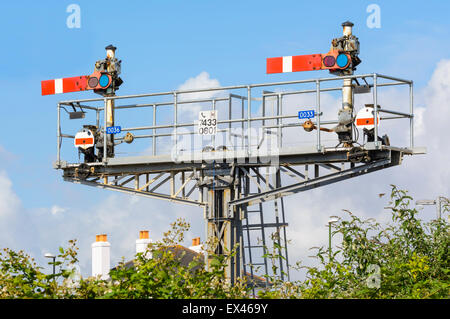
[50,205,67,216]
[177,71,222,101]
[177,71,226,121]
[0,170,21,218]
[0,145,16,163]
[141,71,225,156]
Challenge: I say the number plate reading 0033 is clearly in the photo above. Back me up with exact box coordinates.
[106,126,121,134]
[298,110,315,119]
[198,110,217,136]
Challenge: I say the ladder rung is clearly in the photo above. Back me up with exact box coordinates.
[245,263,266,266]
[243,227,262,230]
[243,224,264,228]
[244,245,264,248]
[243,222,288,229]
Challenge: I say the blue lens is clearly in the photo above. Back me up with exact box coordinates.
[336,54,349,68]
[99,74,110,88]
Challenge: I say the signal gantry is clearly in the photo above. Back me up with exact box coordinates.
[42,22,424,287]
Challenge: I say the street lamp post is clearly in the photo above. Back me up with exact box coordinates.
[44,253,56,277]
[327,216,339,263]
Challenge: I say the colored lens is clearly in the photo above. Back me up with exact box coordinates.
[99,74,110,88]
[88,77,99,88]
[336,54,349,68]
[323,55,336,67]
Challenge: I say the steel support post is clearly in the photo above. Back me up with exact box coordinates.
[106,97,115,157]
[103,98,108,162]
[202,173,243,284]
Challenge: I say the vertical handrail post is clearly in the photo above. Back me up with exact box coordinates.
[57,103,61,165]
[247,86,251,155]
[277,93,282,149]
[212,99,216,148]
[373,74,379,148]
[241,97,245,149]
[96,107,100,129]
[153,104,156,155]
[174,92,178,152]
[409,81,414,149]
[316,80,321,152]
[280,93,283,149]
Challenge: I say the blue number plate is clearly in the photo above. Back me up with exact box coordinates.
[298,110,315,119]
[106,126,121,134]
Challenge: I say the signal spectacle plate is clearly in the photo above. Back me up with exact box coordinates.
[99,74,110,88]
[323,55,336,67]
[336,54,349,68]
[88,76,99,88]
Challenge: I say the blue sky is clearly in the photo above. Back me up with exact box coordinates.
[0,1,449,279]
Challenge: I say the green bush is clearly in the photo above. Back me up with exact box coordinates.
[259,185,449,299]
[0,186,448,299]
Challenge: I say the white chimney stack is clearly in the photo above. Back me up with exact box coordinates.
[136,230,152,258]
[91,234,110,279]
[189,237,203,254]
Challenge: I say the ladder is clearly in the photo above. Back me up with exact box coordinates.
[241,167,290,293]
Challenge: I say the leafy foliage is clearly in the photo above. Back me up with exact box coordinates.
[259,185,449,299]
[0,219,250,299]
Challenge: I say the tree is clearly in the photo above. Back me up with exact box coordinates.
[263,185,449,299]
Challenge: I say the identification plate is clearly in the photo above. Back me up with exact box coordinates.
[106,126,121,134]
[198,111,217,136]
[298,110,315,119]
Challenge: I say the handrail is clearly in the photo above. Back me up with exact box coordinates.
[55,73,414,165]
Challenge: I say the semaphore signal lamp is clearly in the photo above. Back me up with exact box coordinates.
[41,45,122,96]
[266,21,360,76]
[87,72,112,90]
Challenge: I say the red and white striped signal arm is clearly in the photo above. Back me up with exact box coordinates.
[41,71,112,96]
[266,49,351,74]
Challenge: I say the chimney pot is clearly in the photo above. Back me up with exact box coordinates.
[189,237,203,254]
[136,230,152,257]
[96,234,107,242]
[192,237,200,246]
[139,230,149,239]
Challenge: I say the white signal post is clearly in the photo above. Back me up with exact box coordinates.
[105,45,117,160]
[342,22,354,113]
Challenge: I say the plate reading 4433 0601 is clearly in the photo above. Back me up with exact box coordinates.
[198,110,217,136]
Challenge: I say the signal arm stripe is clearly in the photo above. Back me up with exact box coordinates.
[55,78,63,94]
[282,56,292,73]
